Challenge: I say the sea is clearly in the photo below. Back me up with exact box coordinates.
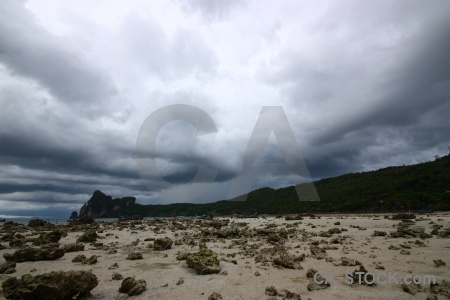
[0,216,185,226]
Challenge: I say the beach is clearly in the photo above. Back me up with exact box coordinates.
[0,213,449,299]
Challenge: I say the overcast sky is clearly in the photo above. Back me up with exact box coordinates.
[1,0,449,218]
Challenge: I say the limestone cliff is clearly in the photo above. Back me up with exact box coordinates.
[78,190,137,218]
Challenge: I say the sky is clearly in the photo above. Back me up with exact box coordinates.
[0,0,449,218]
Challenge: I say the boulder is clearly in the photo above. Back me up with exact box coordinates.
[3,246,64,262]
[1,270,98,300]
[63,243,85,253]
[310,245,327,260]
[33,230,62,246]
[402,282,423,295]
[0,262,16,274]
[186,247,221,275]
[153,237,173,251]
[126,252,143,260]
[76,230,98,243]
[119,277,147,296]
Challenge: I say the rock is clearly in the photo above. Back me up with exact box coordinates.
[340,257,361,266]
[278,289,302,299]
[433,259,446,267]
[82,255,98,265]
[33,230,63,246]
[76,230,98,243]
[334,222,340,225]
[307,273,330,291]
[425,295,438,300]
[328,228,341,234]
[1,270,98,300]
[400,249,410,255]
[3,246,64,262]
[112,273,123,280]
[306,268,318,278]
[373,231,387,236]
[108,263,119,270]
[208,292,222,300]
[72,254,86,263]
[186,247,221,275]
[153,237,173,251]
[63,243,85,252]
[273,254,303,269]
[310,245,327,260]
[265,286,278,296]
[28,219,52,228]
[255,270,260,276]
[119,277,147,296]
[388,244,400,250]
[176,251,190,261]
[176,278,184,285]
[348,266,375,286]
[430,279,450,297]
[126,252,143,260]
[0,262,16,274]
[402,282,423,295]
[219,270,228,276]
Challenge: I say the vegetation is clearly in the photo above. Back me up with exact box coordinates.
[81,154,450,217]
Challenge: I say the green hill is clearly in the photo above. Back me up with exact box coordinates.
[79,154,450,217]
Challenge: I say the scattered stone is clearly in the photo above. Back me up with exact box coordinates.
[176,278,184,285]
[63,243,85,253]
[109,263,119,270]
[153,237,173,251]
[32,230,62,246]
[72,254,86,263]
[273,254,303,269]
[373,231,387,236]
[119,277,147,296]
[219,270,228,276]
[255,270,260,276]
[265,286,278,296]
[186,247,221,275]
[347,266,375,286]
[126,252,143,260]
[430,279,450,297]
[76,230,98,243]
[176,251,190,261]
[278,289,302,299]
[307,273,330,291]
[1,270,98,300]
[425,295,438,300]
[388,245,400,250]
[82,255,98,265]
[0,262,16,274]
[112,273,123,280]
[208,292,222,300]
[433,259,446,267]
[400,249,410,255]
[310,245,327,260]
[306,268,318,278]
[3,246,64,262]
[402,282,423,295]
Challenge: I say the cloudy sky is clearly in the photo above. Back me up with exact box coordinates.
[1,0,449,218]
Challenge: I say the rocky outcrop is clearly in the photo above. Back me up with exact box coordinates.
[186,247,221,275]
[3,246,64,262]
[119,277,147,296]
[1,270,98,300]
[79,190,137,218]
[153,237,173,251]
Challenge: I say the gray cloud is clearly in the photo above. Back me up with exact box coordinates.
[0,0,449,217]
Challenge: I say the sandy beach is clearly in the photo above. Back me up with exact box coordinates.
[0,213,449,299]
